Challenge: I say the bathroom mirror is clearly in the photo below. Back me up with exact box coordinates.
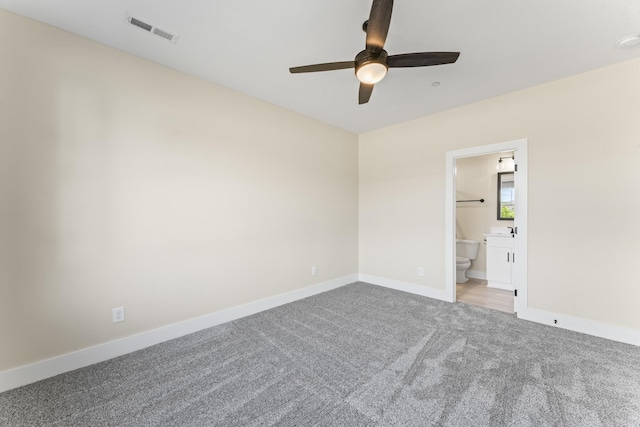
[497,172,515,220]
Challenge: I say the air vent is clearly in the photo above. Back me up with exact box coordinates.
[152,28,174,42]
[125,15,180,44]
[129,17,152,32]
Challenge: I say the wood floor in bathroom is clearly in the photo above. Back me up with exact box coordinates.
[456,278,514,314]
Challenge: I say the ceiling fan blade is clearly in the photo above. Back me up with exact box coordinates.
[359,83,374,104]
[365,0,393,52]
[289,61,355,73]
[387,52,460,68]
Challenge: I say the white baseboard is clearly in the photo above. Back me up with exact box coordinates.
[0,274,358,393]
[359,274,452,303]
[360,273,640,347]
[4,274,637,393]
[517,307,640,347]
[465,270,486,280]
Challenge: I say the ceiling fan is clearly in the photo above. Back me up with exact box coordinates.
[289,0,460,105]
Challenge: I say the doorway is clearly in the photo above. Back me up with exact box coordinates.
[445,139,528,315]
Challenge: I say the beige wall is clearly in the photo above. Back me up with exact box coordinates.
[456,153,515,275]
[360,58,640,332]
[0,10,358,371]
[3,7,640,374]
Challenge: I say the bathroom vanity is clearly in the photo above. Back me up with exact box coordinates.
[484,233,514,291]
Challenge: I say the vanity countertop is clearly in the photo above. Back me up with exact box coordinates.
[483,233,514,238]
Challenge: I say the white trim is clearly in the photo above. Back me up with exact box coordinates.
[445,139,528,314]
[364,272,640,347]
[518,308,640,347]
[3,272,638,393]
[512,143,528,314]
[465,269,486,280]
[0,274,358,393]
[359,274,451,302]
[444,154,456,302]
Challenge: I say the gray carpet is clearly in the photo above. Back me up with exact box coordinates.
[1,282,639,426]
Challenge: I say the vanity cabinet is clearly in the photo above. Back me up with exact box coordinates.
[484,234,514,291]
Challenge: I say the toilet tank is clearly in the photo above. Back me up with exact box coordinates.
[456,239,480,260]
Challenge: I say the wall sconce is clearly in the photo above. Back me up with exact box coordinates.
[497,154,515,172]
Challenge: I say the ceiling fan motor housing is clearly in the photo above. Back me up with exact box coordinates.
[355,49,388,83]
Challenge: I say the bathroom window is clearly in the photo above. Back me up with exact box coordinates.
[497,172,515,220]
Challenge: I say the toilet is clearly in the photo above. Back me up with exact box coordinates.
[456,239,480,283]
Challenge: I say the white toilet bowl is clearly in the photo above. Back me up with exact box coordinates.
[456,239,480,284]
[456,257,472,283]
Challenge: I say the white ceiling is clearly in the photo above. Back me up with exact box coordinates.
[2,0,640,133]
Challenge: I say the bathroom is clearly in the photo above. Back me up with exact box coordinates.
[455,151,515,313]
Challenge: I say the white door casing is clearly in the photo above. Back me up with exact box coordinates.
[445,139,528,314]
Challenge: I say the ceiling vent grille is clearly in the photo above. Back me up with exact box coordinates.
[152,27,174,41]
[129,17,152,32]
[125,15,179,44]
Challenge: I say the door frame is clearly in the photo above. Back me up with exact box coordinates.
[444,139,528,314]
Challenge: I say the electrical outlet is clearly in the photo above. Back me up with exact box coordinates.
[112,306,125,323]
[311,266,317,276]
[417,267,424,276]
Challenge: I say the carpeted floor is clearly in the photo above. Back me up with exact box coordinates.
[1,282,639,426]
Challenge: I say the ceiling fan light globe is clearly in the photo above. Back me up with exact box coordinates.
[356,62,388,84]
